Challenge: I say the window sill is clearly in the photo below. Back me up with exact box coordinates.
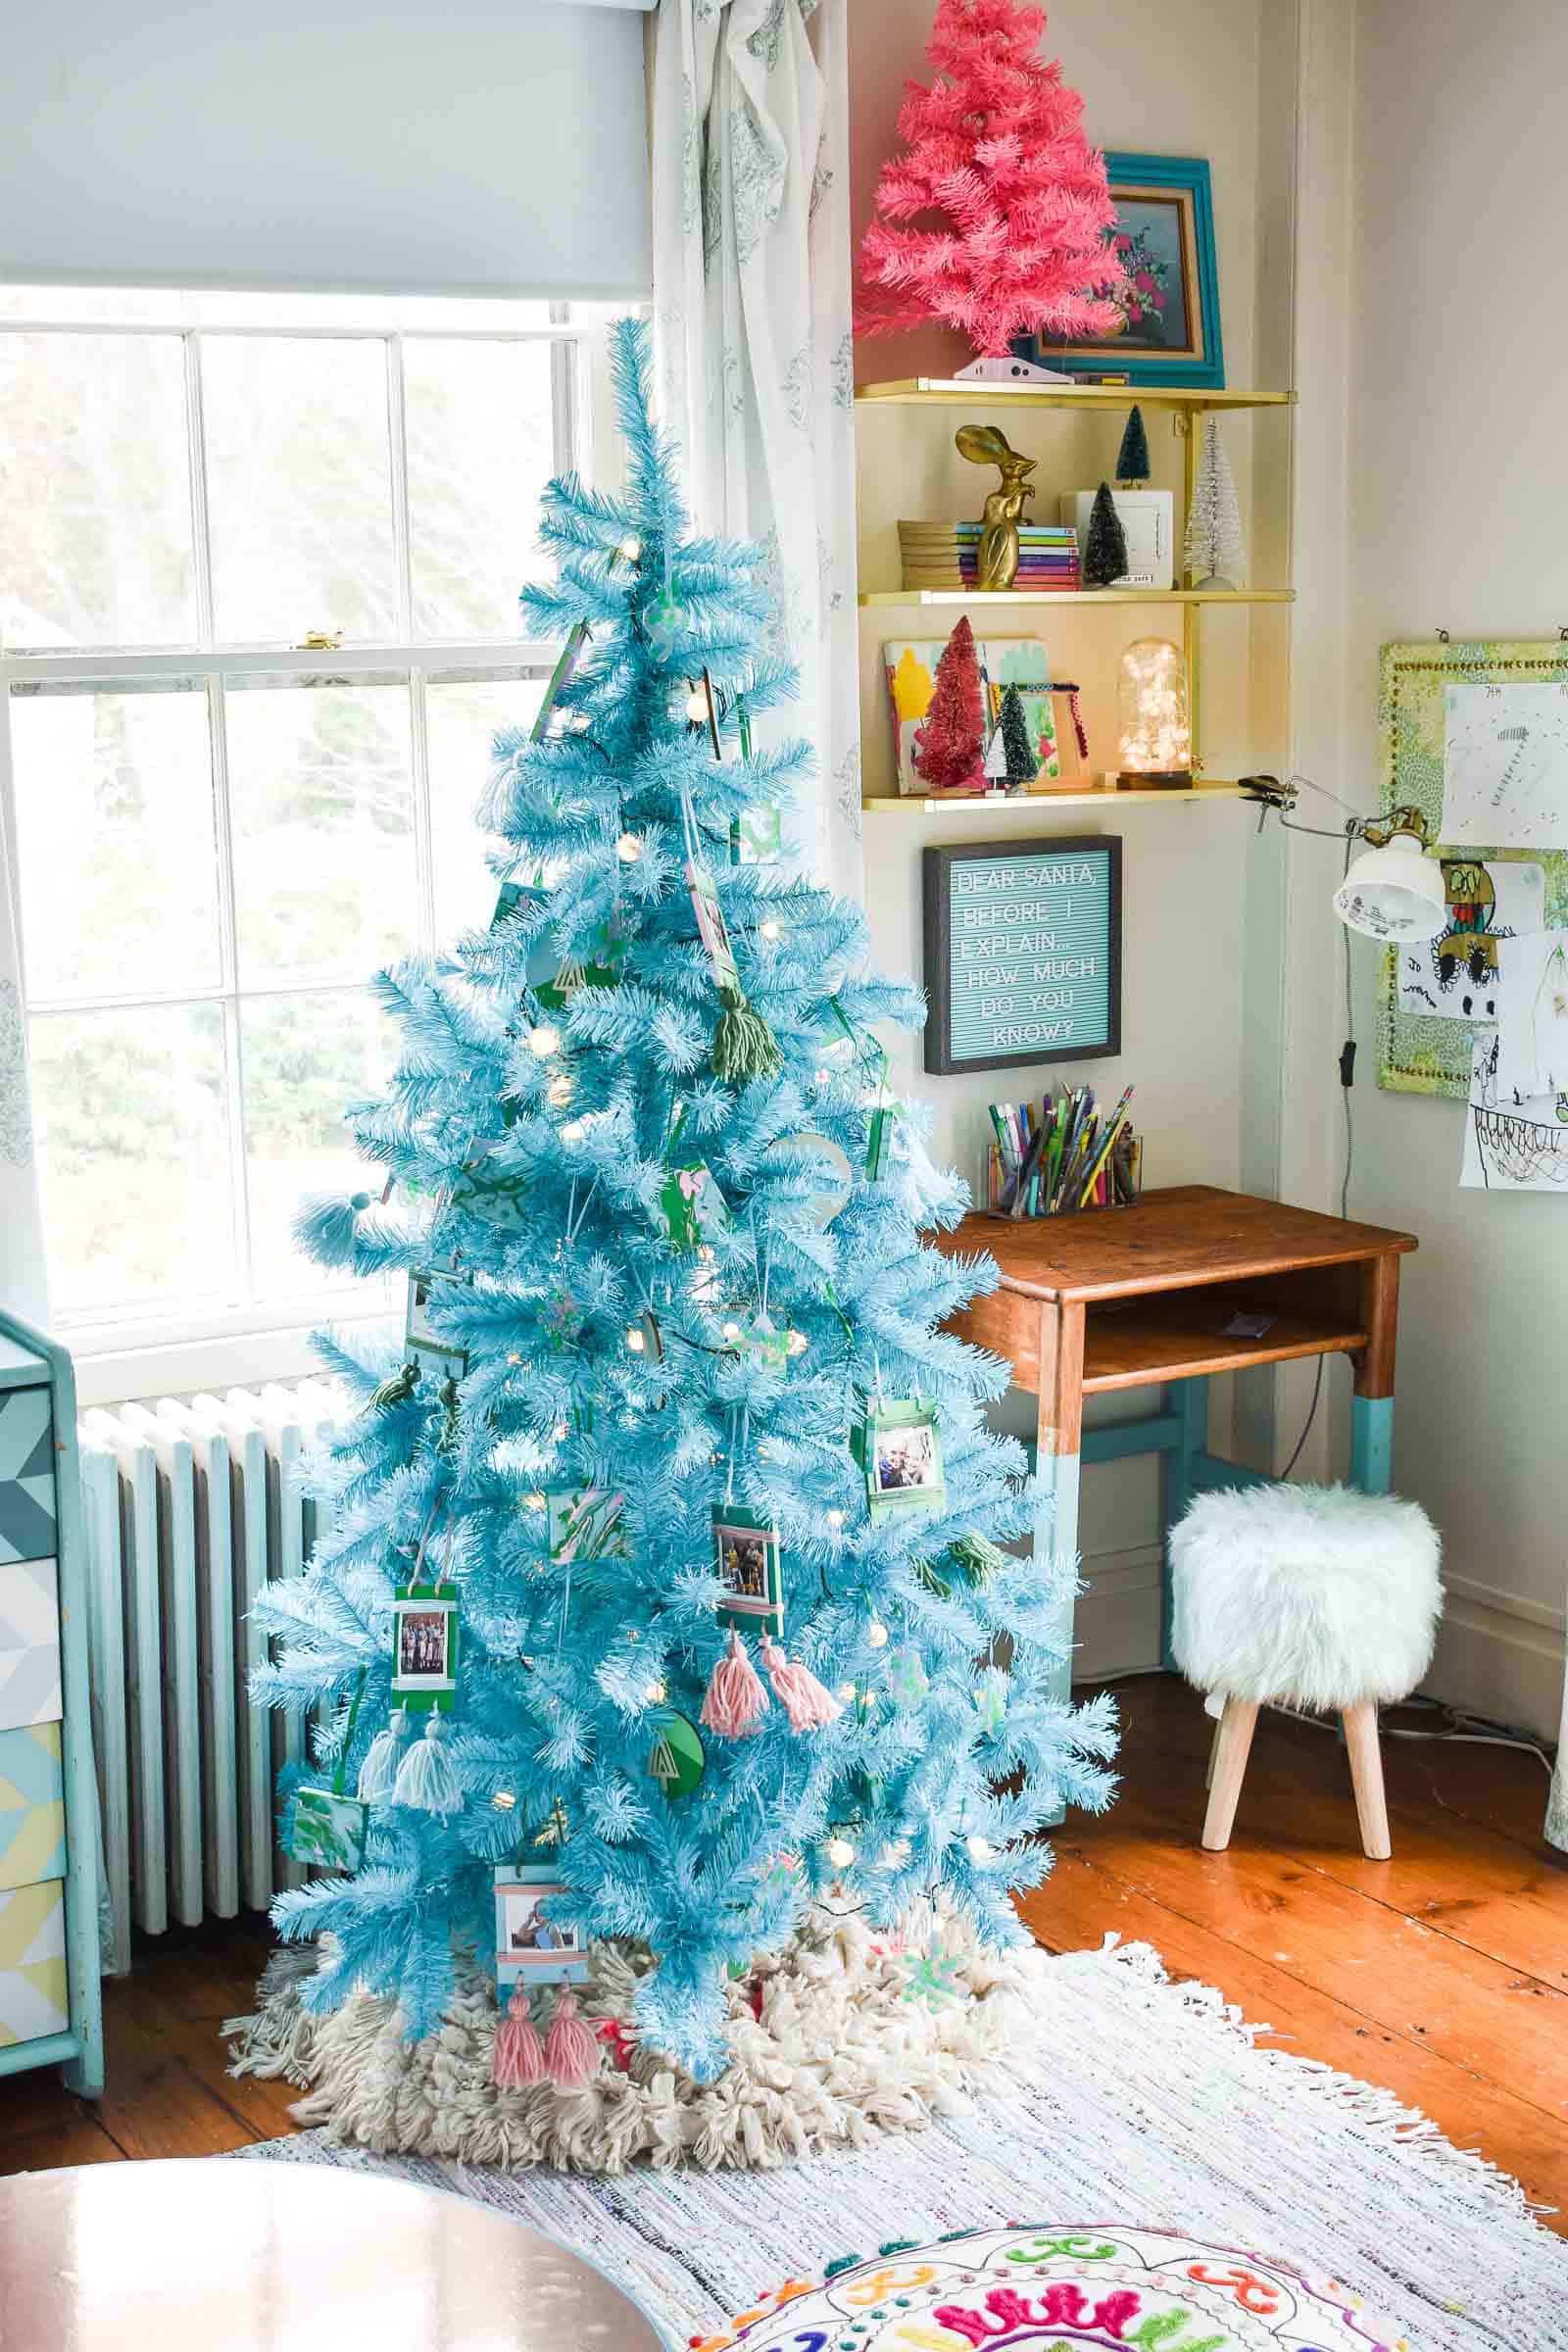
[69,1307,395,1411]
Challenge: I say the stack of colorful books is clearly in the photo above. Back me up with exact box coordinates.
[899,519,1082,593]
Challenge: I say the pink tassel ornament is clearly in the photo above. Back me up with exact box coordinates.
[760,1633,845,1732]
[700,1630,769,1737]
[492,1986,546,2088]
[544,1988,601,2089]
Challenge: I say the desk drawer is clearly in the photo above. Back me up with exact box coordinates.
[0,1558,61,1731]
[0,1724,66,1891]
[0,1385,57,1564]
[0,1877,68,2045]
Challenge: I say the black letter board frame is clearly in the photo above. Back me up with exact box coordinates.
[921,835,1123,1076]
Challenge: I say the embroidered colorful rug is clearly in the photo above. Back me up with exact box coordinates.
[697,2225,1400,2351]
[233,1939,1564,2351]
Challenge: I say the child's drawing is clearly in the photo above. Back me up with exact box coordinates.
[1395,857,1545,1023]
[1461,1029,1568,1192]
[1442,682,1568,850]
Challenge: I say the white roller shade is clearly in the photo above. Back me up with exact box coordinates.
[1,1,651,299]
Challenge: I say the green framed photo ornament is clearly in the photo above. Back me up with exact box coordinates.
[857,1399,946,1524]
[405,1268,468,1384]
[658,1159,729,1254]
[391,1585,460,1713]
[493,1863,589,1988]
[712,1503,784,1636]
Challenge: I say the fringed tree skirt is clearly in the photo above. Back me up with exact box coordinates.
[227,1906,1026,2172]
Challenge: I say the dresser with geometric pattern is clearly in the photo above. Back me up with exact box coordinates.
[0,1313,102,2094]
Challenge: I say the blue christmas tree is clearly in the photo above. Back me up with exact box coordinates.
[257,318,1115,2083]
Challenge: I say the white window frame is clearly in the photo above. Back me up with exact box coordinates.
[0,297,609,1401]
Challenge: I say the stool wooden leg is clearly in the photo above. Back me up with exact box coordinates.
[1201,1698,1257,1851]
[1343,1701,1392,1859]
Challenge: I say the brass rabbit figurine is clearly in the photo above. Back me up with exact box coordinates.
[956,423,1038,591]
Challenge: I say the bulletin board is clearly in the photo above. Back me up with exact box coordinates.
[1377,640,1568,1097]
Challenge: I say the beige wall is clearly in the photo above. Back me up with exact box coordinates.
[1348,0,1567,1734]
[849,0,1291,1676]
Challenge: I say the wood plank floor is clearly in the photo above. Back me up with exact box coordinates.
[2,1673,1563,2230]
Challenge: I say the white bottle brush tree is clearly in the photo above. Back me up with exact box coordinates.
[1184,415,1246,588]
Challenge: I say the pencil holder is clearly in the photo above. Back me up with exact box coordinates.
[979,1114,1142,1220]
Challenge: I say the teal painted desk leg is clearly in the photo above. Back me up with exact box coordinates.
[1160,1375,1208,1669]
[1350,1396,1394,1494]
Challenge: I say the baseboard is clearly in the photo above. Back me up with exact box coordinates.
[1423,1570,1565,1743]
[1071,1544,1165,1684]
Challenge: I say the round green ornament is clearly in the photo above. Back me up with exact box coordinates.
[647,1706,705,1799]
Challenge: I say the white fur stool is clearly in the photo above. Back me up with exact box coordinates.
[1170,1483,1442,1858]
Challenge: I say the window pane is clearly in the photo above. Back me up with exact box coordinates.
[30,1004,233,1317]
[201,337,396,644]
[425,677,545,938]
[0,332,196,647]
[242,990,390,1298]
[405,340,556,640]
[224,681,416,986]
[9,687,220,1002]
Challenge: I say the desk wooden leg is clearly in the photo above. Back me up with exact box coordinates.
[1034,1299,1086,1723]
[1161,1375,1207,1668]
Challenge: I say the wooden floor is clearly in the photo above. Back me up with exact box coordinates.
[3,1674,1564,2228]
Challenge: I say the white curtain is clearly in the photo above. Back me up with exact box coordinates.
[650,0,862,897]
[0,817,47,1325]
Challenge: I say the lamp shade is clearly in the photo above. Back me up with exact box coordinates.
[1332,834,1446,941]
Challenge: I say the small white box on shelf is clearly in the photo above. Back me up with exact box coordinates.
[1061,490,1174,590]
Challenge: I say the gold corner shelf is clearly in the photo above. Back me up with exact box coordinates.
[855,379,1295,413]
[862,782,1246,813]
[858,587,1294,609]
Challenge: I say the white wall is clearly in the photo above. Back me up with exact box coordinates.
[849,0,1288,1678]
[1348,0,1568,1735]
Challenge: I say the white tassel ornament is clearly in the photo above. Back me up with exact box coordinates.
[392,1711,463,1815]
[357,1707,412,1802]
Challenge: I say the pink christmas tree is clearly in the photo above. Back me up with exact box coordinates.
[858,0,1126,359]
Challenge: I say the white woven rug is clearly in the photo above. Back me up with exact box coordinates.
[236,1938,1565,2351]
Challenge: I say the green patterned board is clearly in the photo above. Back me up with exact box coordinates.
[1378,640,1568,1096]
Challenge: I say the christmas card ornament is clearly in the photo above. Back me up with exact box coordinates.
[288,1784,368,1873]
[912,616,986,794]
[643,585,686,663]
[494,1864,589,1987]
[698,2225,1399,2352]
[449,1145,529,1232]
[888,1644,931,1707]
[857,0,1124,366]
[357,1705,413,1801]
[1185,411,1247,587]
[730,803,783,865]
[287,1672,370,1868]
[857,1398,946,1523]
[723,1309,790,1375]
[405,1267,469,1386]
[712,1504,785,1637]
[531,619,594,740]
[543,1986,601,2087]
[974,1668,1009,1738]
[658,1159,729,1253]
[700,1628,770,1737]
[537,1277,585,1351]
[391,1709,463,1814]
[1115,403,1152,487]
[1083,480,1129,589]
[759,1631,844,1731]
[647,1704,706,1799]
[545,1488,628,1563]
[391,1583,460,1711]
[491,1984,546,2087]
[864,1090,902,1183]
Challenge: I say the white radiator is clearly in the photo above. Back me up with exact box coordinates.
[77,1380,345,1974]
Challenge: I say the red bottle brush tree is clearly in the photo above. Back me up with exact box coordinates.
[858,0,1127,358]
[914,615,986,791]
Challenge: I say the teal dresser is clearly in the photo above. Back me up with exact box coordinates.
[0,1310,103,2094]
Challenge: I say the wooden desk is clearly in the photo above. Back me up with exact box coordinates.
[932,1185,1417,1693]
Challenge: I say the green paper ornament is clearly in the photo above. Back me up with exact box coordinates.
[648,1706,706,1799]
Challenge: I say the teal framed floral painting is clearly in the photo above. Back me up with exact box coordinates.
[1026,154,1225,390]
